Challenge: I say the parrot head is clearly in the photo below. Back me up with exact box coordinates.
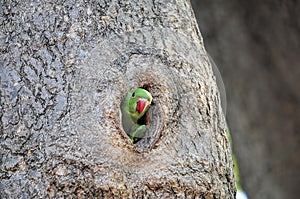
[127,88,152,122]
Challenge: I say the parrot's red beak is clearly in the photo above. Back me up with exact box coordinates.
[136,98,148,113]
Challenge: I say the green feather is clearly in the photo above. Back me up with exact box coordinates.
[121,88,152,140]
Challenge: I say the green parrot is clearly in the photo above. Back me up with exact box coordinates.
[121,88,152,141]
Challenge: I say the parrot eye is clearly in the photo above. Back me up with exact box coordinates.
[131,92,136,98]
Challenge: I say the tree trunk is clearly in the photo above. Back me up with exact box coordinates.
[191,0,300,198]
[0,0,235,198]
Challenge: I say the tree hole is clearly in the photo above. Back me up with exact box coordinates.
[121,85,163,151]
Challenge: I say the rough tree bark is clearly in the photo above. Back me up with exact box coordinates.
[0,0,235,198]
[191,0,300,199]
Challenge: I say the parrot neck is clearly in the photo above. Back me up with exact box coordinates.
[121,101,136,135]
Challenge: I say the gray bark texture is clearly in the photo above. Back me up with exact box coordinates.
[0,0,235,198]
[191,0,300,199]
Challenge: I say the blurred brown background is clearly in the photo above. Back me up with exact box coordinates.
[191,0,300,199]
